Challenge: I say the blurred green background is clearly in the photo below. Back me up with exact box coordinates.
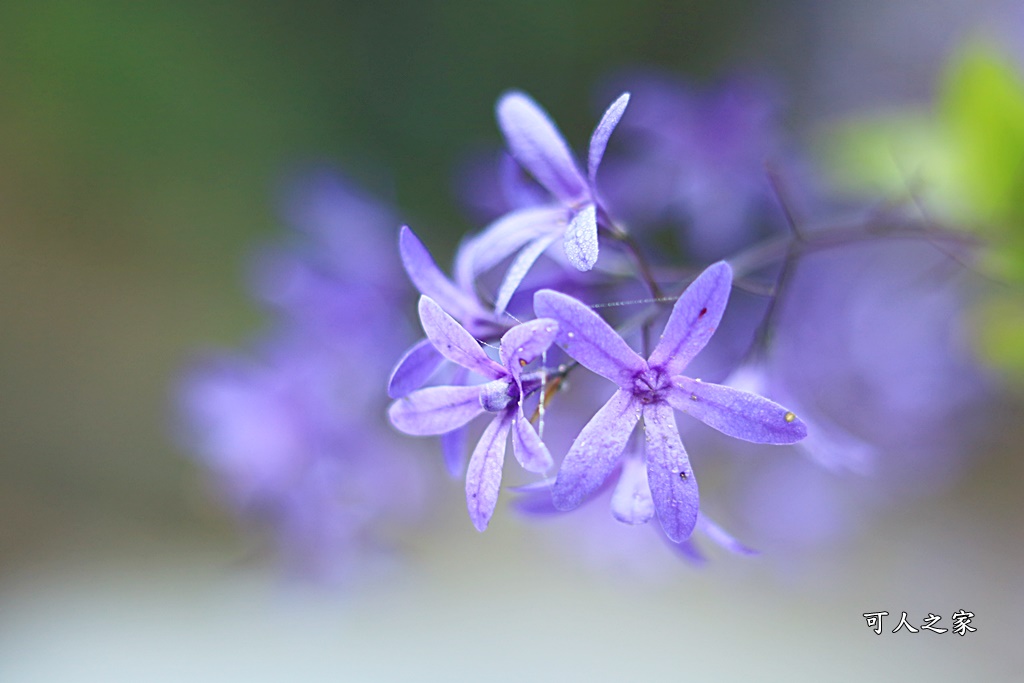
[0,1,1021,680]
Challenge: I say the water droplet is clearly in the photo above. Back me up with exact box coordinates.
[784,411,796,423]
[519,358,527,367]
[690,394,698,401]
[567,332,575,338]
[679,470,688,479]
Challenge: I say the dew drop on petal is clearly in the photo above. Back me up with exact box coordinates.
[690,394,698,401]
[784,411,796,423]
[567,332,575,339]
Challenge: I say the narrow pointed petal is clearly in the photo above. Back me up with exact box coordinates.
[648,261,733,376]
[552,389,641,510]
[533,289,646,387]
[388,385,485,435]
[441,425,469,478]
[400,226,483,321]
[465,410,514,531]
[610,455,654,525]
[510,487,560,517]
[387,337,444,398]
[563,203,599,271]
[454,205,568,290]
[419,296,505,379]
[496,91,589,204]
[697,514,759,556]
[511,406,553,473]
[668,377,808,444]
[800,421,877,474]
[644,402,699,543]
[499,318,559,378]
[588,92,630,187]
[493,232,560,315]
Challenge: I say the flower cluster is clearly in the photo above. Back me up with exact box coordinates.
[179,75,990,576]
[387,89,814,553]
[388,83,988,561]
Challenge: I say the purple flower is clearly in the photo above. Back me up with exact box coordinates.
[388,296,559,531]
[533,261,807,542]
[455,91,630,315]
[177,169,432,581]
[387,225,506,399]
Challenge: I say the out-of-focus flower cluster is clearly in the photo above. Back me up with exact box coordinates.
[178,67,994,578]
[177,172,429,580]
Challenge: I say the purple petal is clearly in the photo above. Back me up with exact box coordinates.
[400,226,483,322]
[511,406,553,473]
[496,91,589,204]
[588,92,630,187]
[494,232,560,315]
[610,455,654,525]
[499,152,549,209]
[644,402,699,543]
[648,261,733,376]
[387,337,445,399]
[665,536,707,565]
[499,318,559,379]
[439,367,471,476]
[533,289,646,387]
[388,385,485,435]
[799,420,877,474]
[465,410,514,531]
[668,377,808,444]
[454,205,568,290]
[697,514,759,556]
[510,486,560,517]
[441,425,469,478]
[552,389,641,510]
[563,203,599,271]
[419,296,505,379]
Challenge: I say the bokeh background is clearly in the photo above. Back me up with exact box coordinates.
[1,1,1022,680]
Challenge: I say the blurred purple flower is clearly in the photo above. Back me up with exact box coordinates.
[251,170,407,346]
[720,239,990,552]
[455,91,630,315]
[534,261,807,542]
[179,336,428,580]
[177,170,431,580]
[389,296,558,531]
[600,75,796,259]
